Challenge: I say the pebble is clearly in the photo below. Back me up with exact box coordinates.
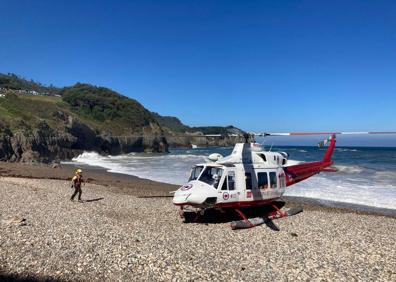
[0,177,395,281]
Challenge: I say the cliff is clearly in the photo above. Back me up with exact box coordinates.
[0,80,168,162]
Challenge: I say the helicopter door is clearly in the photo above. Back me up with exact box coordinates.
[277,169,287,194]
[219,171,239,203]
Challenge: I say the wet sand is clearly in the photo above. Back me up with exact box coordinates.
[0,162,177,197]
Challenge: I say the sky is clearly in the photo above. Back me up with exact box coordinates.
[1,0,396,144]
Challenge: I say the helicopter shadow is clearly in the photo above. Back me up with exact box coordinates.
[184,201,285,231]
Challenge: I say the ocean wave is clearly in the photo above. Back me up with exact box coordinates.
[71,151,201,184]
[334,165,364,174]
[336,148,359,152]
[73,151,105,161]
[374,171,396,179]
[285,176,396,210]
[74,151,206,161]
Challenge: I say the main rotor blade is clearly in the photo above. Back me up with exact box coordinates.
[105,132,396,139]
[109,134,242,138]
[253,131,396,137]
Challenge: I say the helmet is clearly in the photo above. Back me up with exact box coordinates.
[76,169,83,174]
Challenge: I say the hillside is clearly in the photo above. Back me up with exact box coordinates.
[0,73,244,162]
[152,112,243,136]
[152,112,189,133]
[61,83,159,135]
[0,73,60,95]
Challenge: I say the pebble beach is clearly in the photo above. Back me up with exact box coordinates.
[1,171,395,281]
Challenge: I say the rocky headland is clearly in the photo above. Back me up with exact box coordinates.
[0,74,244,163]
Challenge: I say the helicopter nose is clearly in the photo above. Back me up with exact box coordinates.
[172,191,191,205]
[173,182,217,206]
[172,183,193,205]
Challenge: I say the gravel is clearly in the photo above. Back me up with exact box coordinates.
[0,177,395,281]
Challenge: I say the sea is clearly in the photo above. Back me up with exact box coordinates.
[69,145,396,211]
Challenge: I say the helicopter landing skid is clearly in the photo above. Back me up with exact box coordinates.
[230,205,304,230]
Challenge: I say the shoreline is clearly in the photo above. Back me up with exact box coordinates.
[1,161,395,217]
[0,161,177,197]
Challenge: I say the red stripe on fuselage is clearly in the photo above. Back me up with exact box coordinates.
[174,198,279,209]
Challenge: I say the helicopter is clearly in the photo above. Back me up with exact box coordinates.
[172,131,396,229]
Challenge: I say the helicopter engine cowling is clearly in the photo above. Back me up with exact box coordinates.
[208,153,223,162]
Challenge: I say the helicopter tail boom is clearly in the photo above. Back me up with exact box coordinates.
[284,135,336,186]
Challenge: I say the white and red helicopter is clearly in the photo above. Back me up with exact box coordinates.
[172,131,396,229]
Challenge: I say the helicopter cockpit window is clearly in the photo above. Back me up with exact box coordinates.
[198,166,224,188]
[189,166,204,181]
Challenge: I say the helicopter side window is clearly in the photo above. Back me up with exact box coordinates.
[245,173,252,190]
[198,166,223,188]
[269,172,277,188]
[221,171,235,190]
[221,177,227,190]
[258,172,268,189]
[189,166,203,181]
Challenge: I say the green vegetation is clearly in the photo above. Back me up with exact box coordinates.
[0,73,243,137]
[0,92,66,132]
[0,73,60,95]
[61,83,157,134]
[0,73,245,162]
[152,112,243,135]
[189,126,241,135]
[152,112,189,133]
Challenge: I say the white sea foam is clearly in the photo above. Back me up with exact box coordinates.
[71,151,207,185]
[334,165,364,174]
[336,148,359,152]
[284,176,396,210]
[374,171,396,179]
